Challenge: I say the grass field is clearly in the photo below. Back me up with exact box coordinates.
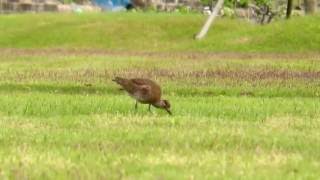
[0,13,320,179]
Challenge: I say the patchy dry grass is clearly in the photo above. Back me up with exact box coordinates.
[1,49,320,98]
[0,49,320,179]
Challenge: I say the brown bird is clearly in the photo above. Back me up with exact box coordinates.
[112,77,172,115]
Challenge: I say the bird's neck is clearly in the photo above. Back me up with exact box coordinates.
[152,100,163,108]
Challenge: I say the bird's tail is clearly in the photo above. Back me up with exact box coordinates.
[112,77,135,93]
[112,77,128,86]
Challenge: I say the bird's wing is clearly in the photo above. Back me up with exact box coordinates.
[139,85,151,95]
[131,78,150,86]
[131,79,153,95]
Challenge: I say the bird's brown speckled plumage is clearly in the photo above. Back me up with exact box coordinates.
[112,77,171,115]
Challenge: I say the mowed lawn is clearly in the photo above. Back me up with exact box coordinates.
[0,13,320,179]
[1,50,320,179]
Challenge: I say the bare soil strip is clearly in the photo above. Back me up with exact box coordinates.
[1,48,320,60]
[2,69,320,83]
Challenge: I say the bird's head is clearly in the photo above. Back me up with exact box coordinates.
[158,99,172,115]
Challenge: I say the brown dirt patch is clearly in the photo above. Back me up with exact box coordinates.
[1,48,320,60]
[2,68,320,83]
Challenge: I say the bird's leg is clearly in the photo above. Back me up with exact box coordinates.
[135,101,138,110]
[148,104,152,112]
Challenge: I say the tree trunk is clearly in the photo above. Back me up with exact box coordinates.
[304,0,317,14]
[195,0,224,40]
[286,0,293,18]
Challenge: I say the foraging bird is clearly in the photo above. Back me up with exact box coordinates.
[112,77,172,115]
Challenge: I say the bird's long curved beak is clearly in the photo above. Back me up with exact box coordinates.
[165,108,172,115]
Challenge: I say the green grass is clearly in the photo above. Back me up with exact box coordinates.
[0,13,320,52]
[1,13,320,179]
[1,49,320,179]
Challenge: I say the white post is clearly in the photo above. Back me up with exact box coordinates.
[195,0,224,40]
